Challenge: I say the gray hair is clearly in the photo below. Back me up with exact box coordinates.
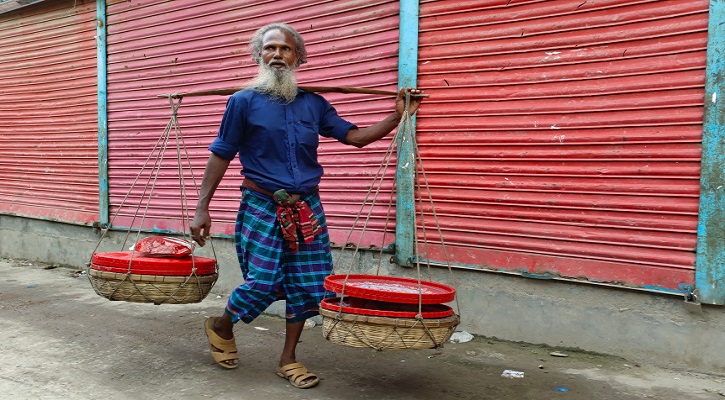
[249,23,307,66]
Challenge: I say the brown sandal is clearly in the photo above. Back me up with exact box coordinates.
[204,318,238,369]
[276,362,320,389]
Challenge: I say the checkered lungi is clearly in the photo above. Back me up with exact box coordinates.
[225,187,333,324]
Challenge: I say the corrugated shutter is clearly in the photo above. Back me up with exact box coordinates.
[415,0,708,292]
[106,0,400,246]
[0,0,99,224]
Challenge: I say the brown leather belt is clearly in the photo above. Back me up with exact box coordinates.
[241,179,318,198]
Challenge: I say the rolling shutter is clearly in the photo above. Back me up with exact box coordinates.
[106,0,400,246]
[414,0,708,292]
[0,0,99,224]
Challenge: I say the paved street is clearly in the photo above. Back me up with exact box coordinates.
[0,258,723,400]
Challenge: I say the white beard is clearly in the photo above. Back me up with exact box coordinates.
[248,61,298,104]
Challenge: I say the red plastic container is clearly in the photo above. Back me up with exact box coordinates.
[324,274,456,304]
[320,297,454,319]
[91,252,216,276]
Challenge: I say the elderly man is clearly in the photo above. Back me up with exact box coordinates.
[190,22,423,389]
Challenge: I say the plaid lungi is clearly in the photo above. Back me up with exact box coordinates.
[226,187,332,324]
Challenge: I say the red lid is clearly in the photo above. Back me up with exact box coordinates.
[324,274,456,304]
[91,252,216,276]
[320,297,454,319]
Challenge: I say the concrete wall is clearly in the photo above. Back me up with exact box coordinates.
[1,214,723,373]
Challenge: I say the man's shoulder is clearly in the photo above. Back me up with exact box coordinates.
[297,90,331,107]
[226,89,264,111]
[226,89,332,109]
[230,89,256,101]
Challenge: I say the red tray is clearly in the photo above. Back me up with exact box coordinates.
[324,274,455,304]
[321,297,454,319]
[91,252,216,276]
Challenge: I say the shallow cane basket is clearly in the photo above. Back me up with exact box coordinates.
[86,95,220,306]
[88,270,217,304]
[321,92,462,351]
[320,307,460,350]
[89,252,217,305]
[320,275,460,350]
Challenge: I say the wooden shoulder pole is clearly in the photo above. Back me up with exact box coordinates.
[159,86,428,99]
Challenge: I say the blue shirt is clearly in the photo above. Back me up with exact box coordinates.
[209,89,357,194]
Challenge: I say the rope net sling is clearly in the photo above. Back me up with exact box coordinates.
[321,91,462,351]
[85,85,459,339]
[87,97,219,305]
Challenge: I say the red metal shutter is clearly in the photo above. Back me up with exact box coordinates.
[415,0,708,292]
[106,0,400,247]
[0,0,99,224]
[0,0,51,14]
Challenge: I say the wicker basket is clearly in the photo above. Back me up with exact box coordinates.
[88,269,217,305]
[320,307,460,350]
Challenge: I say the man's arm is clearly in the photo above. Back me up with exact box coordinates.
[190,153,231,247]
[344,87,424,148]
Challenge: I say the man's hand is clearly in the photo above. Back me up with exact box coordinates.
[344,87,426,148]
[395,87,425,117]
[189,153,231,247]
[190,209,212,247]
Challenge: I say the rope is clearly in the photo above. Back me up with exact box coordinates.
[87,95,219,304]
[411,118,462,316]
[88,98,182,258]
[325,89,462,351]
[329,91,409,317]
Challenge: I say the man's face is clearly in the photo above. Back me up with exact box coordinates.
[259,29,298,69]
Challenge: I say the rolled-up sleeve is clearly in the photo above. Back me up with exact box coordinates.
[208,95,246,160]
[317,98,357,143]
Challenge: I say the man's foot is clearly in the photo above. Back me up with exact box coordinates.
[204,317,239,369]
[276,362,320,389]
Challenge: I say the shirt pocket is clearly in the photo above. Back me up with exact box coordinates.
[296,119,320,150]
